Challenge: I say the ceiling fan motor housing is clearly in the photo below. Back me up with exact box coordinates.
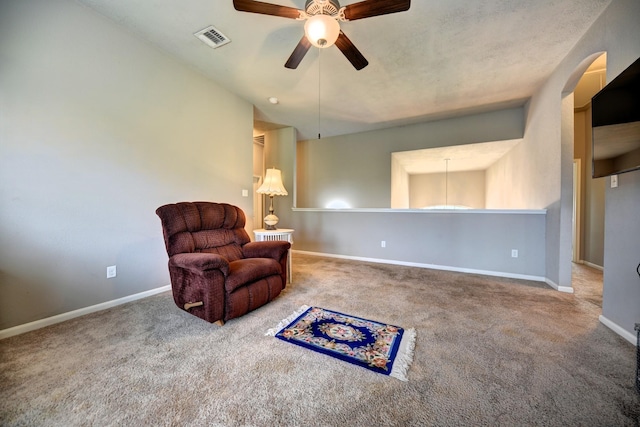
[305,0,341,16]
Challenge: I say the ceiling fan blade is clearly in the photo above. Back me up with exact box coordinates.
[343,0,411,21]
[335,31,368,70]
[285,36,312,69]
[233,0,303,19]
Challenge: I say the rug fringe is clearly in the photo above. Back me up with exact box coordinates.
[265,305,310,336]
[389,327,416,382]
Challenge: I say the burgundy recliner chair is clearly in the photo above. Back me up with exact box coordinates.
[156,202,290,325]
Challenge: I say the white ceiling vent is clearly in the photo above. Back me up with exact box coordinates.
[194,26,231,49]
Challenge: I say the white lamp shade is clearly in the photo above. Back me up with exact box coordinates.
[304,14,340,48]
[256,168,288,196]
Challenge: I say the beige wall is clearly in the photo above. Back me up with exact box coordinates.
[390,155,410,208]
[409,171,486,209]
[0,0,254,329]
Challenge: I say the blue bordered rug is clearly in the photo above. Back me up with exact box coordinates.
[266,305,416,381]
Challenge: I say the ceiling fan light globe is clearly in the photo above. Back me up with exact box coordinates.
[304,14,340,48]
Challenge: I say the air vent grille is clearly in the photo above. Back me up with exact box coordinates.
[194,26,231,49]
[253,135,265,146]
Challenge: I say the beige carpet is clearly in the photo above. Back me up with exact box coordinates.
[1,254,638,426]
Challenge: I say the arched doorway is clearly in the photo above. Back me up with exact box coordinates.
[563,52,607,306]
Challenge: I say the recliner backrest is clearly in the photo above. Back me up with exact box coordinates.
[156,202,251,261]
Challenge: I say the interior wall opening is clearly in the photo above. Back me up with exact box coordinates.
[571,52,607,307]
[252,134,265,231]
[390,139,521,209]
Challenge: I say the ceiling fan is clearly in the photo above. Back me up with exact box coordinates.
[233,0,411,70]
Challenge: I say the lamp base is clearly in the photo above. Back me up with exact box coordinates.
[264,213,279,230]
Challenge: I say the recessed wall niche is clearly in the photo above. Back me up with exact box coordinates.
[391,140,521,209]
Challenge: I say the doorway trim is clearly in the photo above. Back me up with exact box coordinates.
[572,158,582,263]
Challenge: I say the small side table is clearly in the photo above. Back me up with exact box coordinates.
[253,229,294,284]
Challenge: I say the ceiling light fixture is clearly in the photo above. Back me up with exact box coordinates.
[234,0,410,70]
[304,14,340,48]
[268,97,279,104]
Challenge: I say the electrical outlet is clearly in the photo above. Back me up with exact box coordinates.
[381,241,386,248]
[107,265,117,278]
[511,249,518,258]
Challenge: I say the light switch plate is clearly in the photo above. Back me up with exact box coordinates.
[611,175,618,188]
[107,265,116,278]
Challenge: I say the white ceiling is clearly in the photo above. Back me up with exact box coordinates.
[77,0,613,141]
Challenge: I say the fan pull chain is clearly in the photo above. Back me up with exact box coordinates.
[318,49,321,140]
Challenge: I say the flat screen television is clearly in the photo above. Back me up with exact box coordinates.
[591,56,640,178]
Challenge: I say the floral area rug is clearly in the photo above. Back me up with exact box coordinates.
[266,305,416,381]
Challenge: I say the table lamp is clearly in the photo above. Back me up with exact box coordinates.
[256,168,288,230]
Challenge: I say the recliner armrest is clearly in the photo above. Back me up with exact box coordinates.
[243,241,291,261]
[169,253,230,276]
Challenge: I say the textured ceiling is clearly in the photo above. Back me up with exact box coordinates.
[77,0,612,140]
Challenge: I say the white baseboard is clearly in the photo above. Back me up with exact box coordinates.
[599,315,638,345]
[582,261,604,271]
[0,285,171,340]
[544,278,575,293]
[293,250,548,284]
